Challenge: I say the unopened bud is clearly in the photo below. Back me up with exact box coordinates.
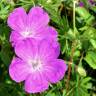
[77,67,86,77]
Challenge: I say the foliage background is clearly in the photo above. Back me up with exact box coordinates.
[0,0,96,96]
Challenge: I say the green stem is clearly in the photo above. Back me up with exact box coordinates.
[66,1,76,92]
[75,54,83,96]
[32,0,35,7]
[73,0,76,35]
[66,86,75,96]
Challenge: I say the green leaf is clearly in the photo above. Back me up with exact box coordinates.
[0,83,21,96]
[85,51,96,69]
[79,87,90,96]
[80,77,92,90]
[0,87,11,96]
[67,29,75,40]
[81,27,96,40]
[76,7,91,20]
[0,43,12,66]
[76,7,94,24]
[81,77,91,85]
[91,6,96,13]
[46,91,56,96]
[90,39,96,49]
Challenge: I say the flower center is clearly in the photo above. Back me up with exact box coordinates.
[21,31,31,38]
[32,60,39,69]
[28,58,43,71]
[21,28,32,38]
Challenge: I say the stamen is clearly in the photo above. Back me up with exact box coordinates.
[28,58,42,71]
[21,28,32,38]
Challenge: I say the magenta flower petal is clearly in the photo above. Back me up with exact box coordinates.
[15,39,60,61]
[32,26,56,39]
[25,73,49,93]
[10,26,58,48]
[8,7,27,31]
[52,41,60,58]
[44,59,67,83]
[41,27,60,57]
[36,26,58,40]
[38,40,60,60]
[15,39,38,61]
[28,6,49,27]
[9,57,30,82]
[46,27,58,39]
[10,31,23,46]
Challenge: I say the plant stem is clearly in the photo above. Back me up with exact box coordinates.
[73,0,76,35]
[32,0,35,7]
[66,0,76,92]
[66,42,75,91]
[75,53,83,96]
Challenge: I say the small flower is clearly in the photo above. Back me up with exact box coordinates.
[7,6,58,46]
[88,0,96,5]
[9,39,67,93]
[79,2,84,7]
[89,0,94,4]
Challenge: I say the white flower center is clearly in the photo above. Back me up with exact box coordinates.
[28,58,43,71]
[21,28,32,38]
[21,31,31,38]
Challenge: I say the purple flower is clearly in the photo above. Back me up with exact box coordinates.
[79,2,84,7]
[9,39,67,93]
[88,0,96,5]
[89,0,94,4]
[7,6,58,46]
